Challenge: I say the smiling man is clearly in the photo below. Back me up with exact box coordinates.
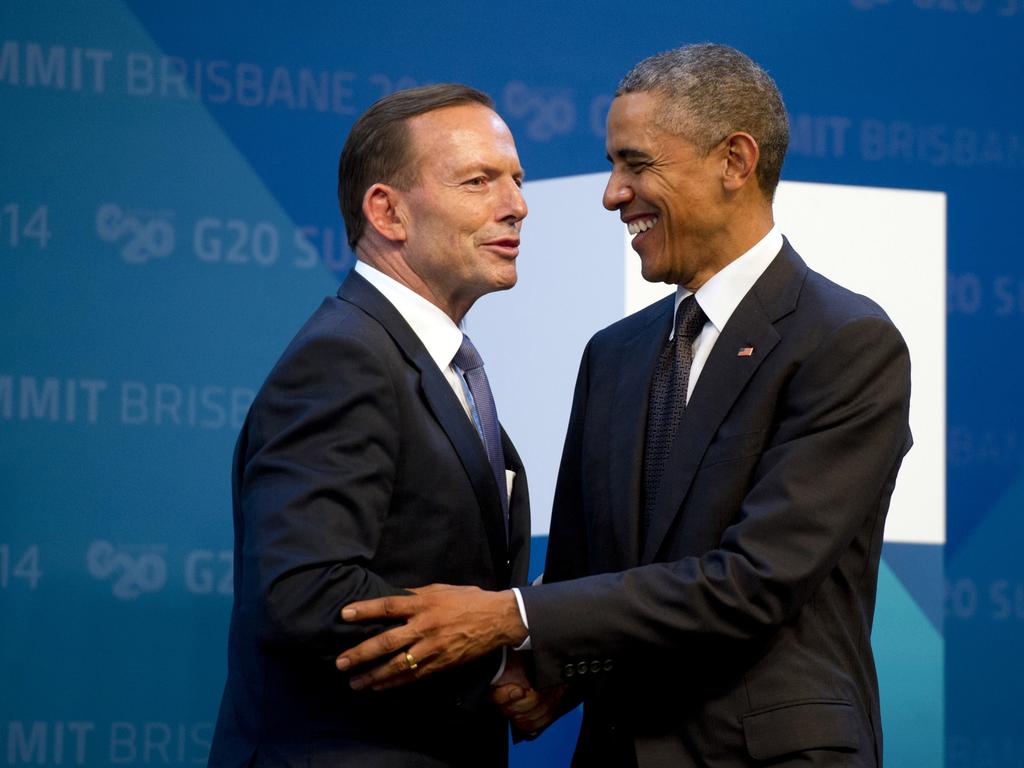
[208,84,532,768]
[336,46,913,767]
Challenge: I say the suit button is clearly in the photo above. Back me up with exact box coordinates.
[453,697,463,708]
[562,664,575,679]
[576,661,588,676]
[603,659,614,672]
[590,660,602,674]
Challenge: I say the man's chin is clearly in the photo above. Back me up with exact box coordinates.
[500,262,518,286]
[486,269,518,294]
[639,259,670,285]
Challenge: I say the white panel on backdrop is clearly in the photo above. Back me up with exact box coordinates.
[772,181,946,545]
[470,173,944,546]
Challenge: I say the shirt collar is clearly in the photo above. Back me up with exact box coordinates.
[674,224,784,335]
[354,261,464,371]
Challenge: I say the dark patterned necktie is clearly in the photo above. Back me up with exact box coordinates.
[642,295,708,538]
[453,334,509,531]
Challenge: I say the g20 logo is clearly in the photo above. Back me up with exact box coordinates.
[95,203,175,264]
[502,81,576,142]
[86,540,167,600]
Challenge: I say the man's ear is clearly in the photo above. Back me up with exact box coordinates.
[721,132,760,193]
[362,183,408,243]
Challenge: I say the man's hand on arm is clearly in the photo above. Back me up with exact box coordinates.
[335,584,528,691]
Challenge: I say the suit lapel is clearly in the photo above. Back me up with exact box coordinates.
[338,272,508,570]
[641,242,807,563]
[608,296,675,568]
[418,372,509,567]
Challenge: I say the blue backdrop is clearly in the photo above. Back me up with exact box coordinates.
[1,2,1021,766]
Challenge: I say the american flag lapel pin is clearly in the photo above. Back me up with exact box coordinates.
[737,346,754,357]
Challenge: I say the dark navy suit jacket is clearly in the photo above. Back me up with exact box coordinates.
[210,271,530,768]
[521,242,912,767]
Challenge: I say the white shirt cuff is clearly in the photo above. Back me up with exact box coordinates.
[511,587,531,651]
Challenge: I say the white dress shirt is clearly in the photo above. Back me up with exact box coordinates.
[354,260,474,418]
[674,224,783,401]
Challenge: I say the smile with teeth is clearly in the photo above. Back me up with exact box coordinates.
[627,216,658,235]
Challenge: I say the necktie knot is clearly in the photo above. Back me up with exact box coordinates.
[453,334,484,372]
[675,295,707,342]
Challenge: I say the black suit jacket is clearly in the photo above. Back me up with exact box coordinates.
[210,271,531,768]
[520,242,912,767]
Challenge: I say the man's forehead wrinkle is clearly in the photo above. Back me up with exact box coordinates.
[447,153,522,175]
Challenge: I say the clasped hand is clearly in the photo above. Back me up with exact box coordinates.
[489,651,567,736]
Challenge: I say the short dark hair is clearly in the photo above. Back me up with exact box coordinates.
[337,84,494,250]
[617,44,789,201]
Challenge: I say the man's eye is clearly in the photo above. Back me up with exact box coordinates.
[466,177,487,187]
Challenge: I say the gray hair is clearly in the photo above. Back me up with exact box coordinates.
[617,44,789,201]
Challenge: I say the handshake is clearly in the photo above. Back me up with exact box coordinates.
[489,649,567,736]
[334,583,567,734]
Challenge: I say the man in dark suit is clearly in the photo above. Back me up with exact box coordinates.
[336,46,912,767]
[209,84,531,767]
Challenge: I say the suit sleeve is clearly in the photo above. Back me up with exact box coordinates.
[522,314,912,687]
[236,326,409,658]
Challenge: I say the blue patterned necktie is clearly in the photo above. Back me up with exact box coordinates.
[453,334,509,531]
[642,295,708,540]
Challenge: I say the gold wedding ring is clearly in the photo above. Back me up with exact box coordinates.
[405,651,418,671]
